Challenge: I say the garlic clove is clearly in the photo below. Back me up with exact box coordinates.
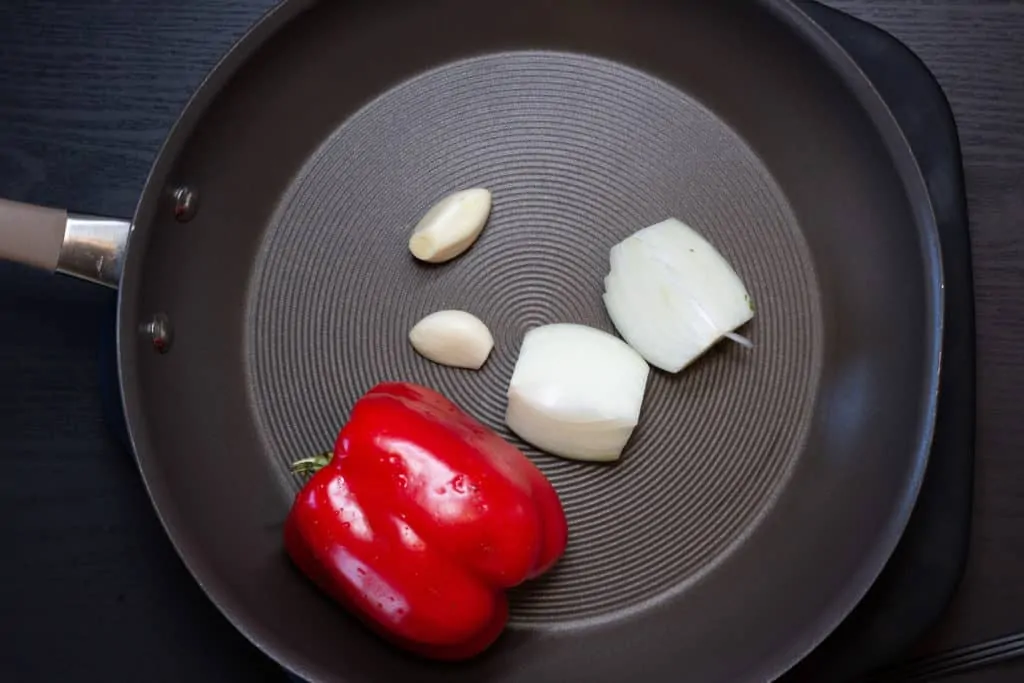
[408,188,492,264]
[409,310,495,370]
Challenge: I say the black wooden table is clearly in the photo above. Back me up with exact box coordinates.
[1,1,1022,681]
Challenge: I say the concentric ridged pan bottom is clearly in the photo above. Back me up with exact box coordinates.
[245,52,822,627]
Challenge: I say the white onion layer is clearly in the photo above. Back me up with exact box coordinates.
[505,323,650,463]
[603,218,754,373]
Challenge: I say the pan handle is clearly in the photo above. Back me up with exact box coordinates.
[0,198,130,290]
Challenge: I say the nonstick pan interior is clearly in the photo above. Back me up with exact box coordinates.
[117,1,941,682]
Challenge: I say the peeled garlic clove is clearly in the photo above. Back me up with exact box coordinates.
[409,310,494,370]
[408,188,492,264]
[505,323,650,463]
[604,218,754,373]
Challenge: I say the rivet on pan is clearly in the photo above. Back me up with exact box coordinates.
[172,186,199,222]
[140,314,173,354]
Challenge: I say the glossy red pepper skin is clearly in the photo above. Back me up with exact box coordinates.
[284,382,568,661]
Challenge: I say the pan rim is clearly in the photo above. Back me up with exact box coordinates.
[115,1,945,682]
[728,1,944,680]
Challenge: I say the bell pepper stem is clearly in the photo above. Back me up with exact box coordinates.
[290,451,333,476]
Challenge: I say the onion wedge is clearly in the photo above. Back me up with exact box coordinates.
[603,218,754,373]
[505,324,650,463]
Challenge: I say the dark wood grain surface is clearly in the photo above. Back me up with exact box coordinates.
[0,0,1022,681]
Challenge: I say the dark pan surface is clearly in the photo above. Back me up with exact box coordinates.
[117,1,942,682]
[248,50,822,625]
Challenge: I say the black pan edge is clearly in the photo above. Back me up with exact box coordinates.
[755,1,945,681]
[113,0,320,670]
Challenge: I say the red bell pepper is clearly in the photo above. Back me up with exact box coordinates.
[284,382,568,661]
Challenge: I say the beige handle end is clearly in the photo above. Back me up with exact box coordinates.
[0,198,68,272]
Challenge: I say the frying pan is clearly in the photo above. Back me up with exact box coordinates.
[0,1,942,681]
